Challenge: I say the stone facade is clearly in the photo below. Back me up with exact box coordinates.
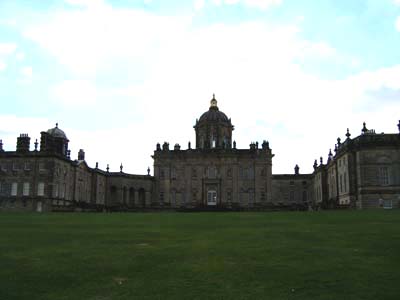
[0,127,153,212]
[312,124,400,209]
[153,146,273,209]
[0,97,399,212]
[272,173,312,209]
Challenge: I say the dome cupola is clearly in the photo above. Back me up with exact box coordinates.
[40,123,70,158]
[194,95,234,149]
[47,123,68,139]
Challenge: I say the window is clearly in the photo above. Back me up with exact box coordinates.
[12,162,19,171]
[379,167,389,185]
[339,174,343,193]
[207,190,217,206]
[23,182,30,196]
[171,168,177,180]
[59,184,64,199]
[344,173,347,192]
[170,190,176,205]
[192,168,197,178]
[290,181,294,186]
[24,162,31,170]
[302,191,307,202]
[53,184,59,198]
[37,182,45,196]
[192,189,197,201]
[248,167,254,179]
[289,191,294,202]
[211,135,216,148]
[39,162,46,172]
[207,166,217,179]
[11,182,18,196]
[240,167,253,180]
[249,190,255,204]
[227,190,232,201]
[240,168,245,179]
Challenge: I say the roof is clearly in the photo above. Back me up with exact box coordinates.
[197,95,232,126]
[47,123,68,139]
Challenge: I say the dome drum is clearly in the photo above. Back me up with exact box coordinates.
[194,95,234,149]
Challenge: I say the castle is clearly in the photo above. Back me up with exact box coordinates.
[1,96,399,212]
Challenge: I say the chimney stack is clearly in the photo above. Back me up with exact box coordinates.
[16,134,30,153]
[78,149,85,161]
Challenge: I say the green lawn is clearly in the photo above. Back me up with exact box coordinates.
[1,211,400,300]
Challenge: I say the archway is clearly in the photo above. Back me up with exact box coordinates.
[122,187,127,206]
[110,186,117,204]
[139,188,146,207]
[129,188,135,207]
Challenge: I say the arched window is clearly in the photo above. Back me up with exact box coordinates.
[129,188,135,207]
[302,191,307,202]
[122,187,127,205]
[139,188,146,207]
[110,186,117,203]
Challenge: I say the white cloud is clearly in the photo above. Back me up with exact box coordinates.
[347,65,400,92]
[0,43,17,55]
[244,0,282,10]
[16,6,399,174]
[396,16,400,32]
[393,0,400,6]
[302,41,336,58]
[64,0,106,8]
[212,0,222,5]
[50,80,97,107]
[0,19,17,26]
[21,66,32,77]
[225,0,240,5]
[23,8,191,75]
[0,60,6,71]
[16,52,25,61]
[194,0,205,10]
[0,115,51,152]
[209,0,282,10]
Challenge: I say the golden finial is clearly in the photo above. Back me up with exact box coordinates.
[210,93,218,108]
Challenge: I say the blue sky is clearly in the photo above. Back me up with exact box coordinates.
[1,0,399,174]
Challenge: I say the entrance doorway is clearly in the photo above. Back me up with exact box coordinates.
[36,201,42,212]
[207,190,217,206]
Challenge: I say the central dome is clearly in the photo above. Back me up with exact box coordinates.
[198,95,230,124]
[194,95,234,149]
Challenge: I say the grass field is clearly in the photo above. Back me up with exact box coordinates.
[1,211,400,300]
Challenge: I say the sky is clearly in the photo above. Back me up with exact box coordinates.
[0,0,399,175]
